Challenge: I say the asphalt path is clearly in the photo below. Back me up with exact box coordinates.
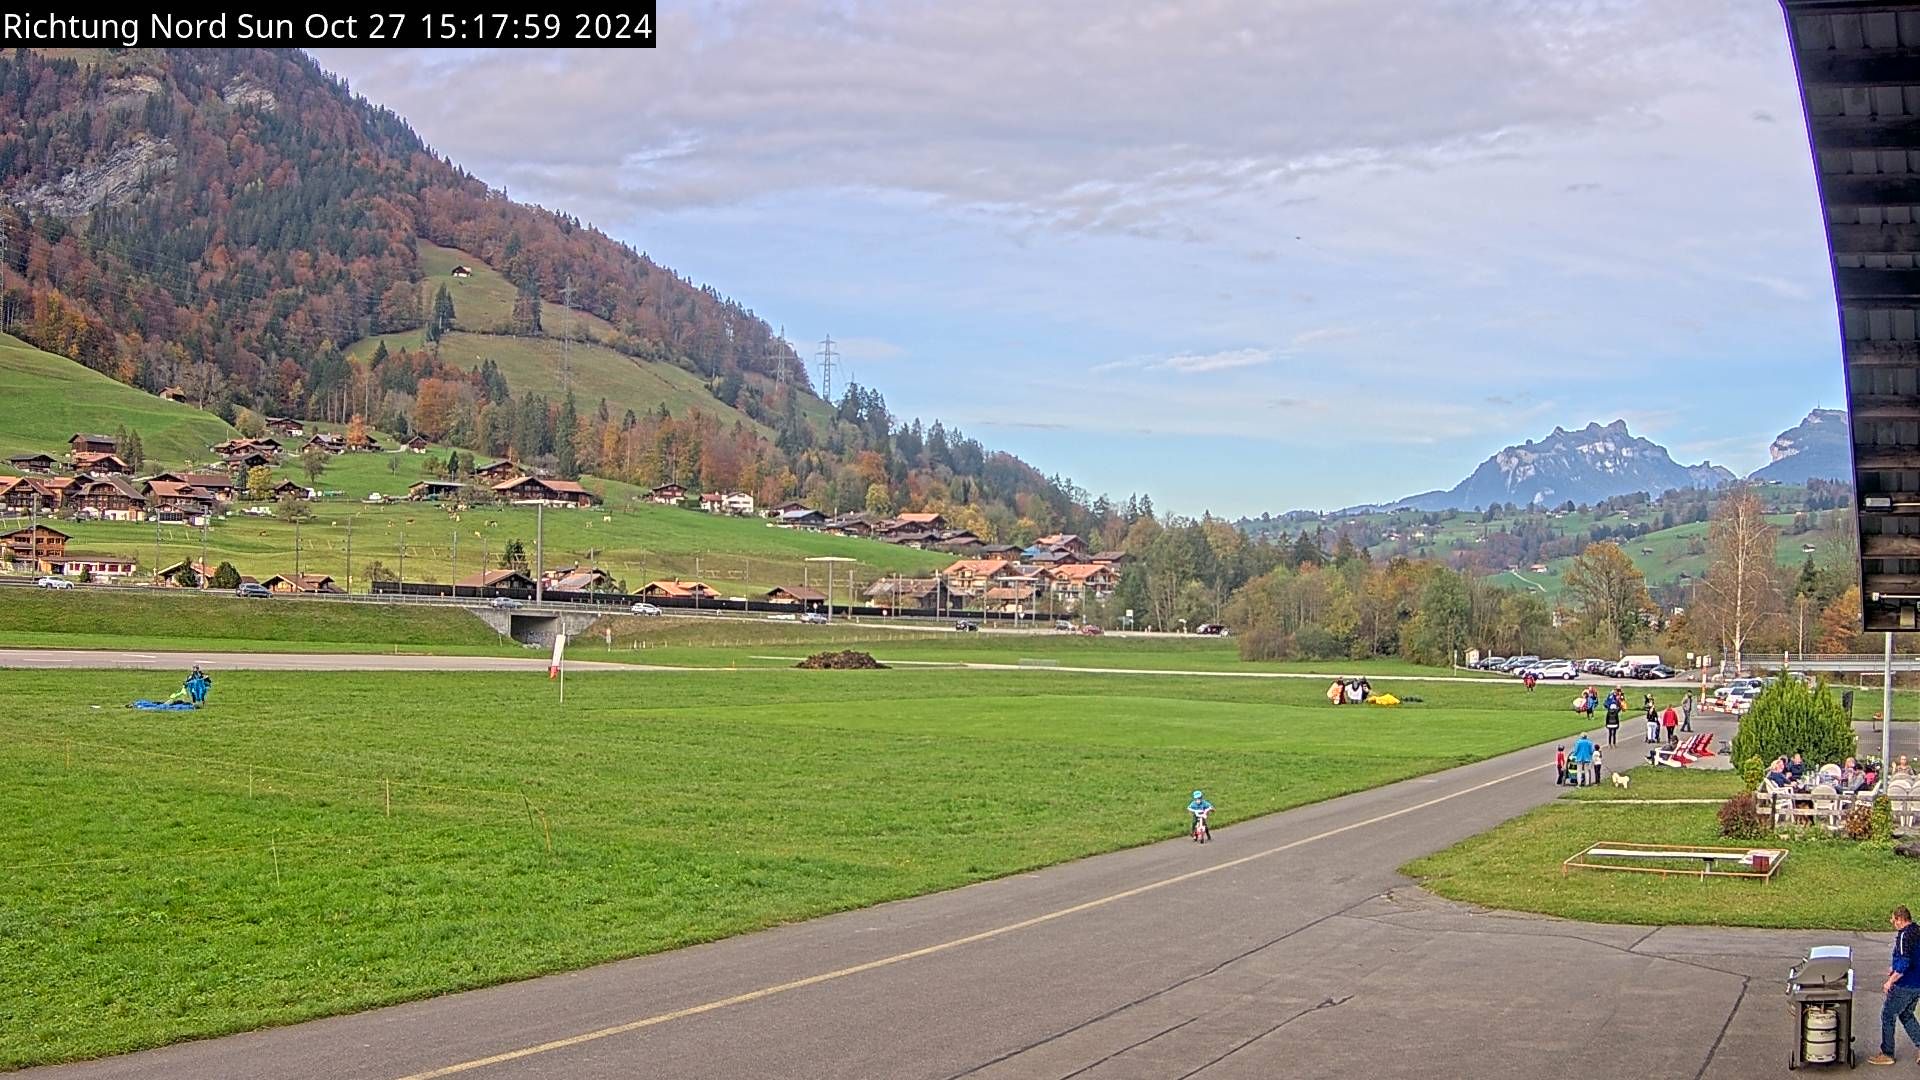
[0,648,671,672]
[24,710,1863,1080]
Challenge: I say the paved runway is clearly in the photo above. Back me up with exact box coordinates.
[24,711,1867,1080]
[0,648,668,672]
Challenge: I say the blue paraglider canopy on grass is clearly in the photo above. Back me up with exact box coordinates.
[129,700,198,711]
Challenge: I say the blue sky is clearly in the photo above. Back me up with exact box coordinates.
[312,0,1849,518]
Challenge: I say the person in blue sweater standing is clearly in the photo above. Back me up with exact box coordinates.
[1568,734,1596,787]
[1870,905,1920,1066]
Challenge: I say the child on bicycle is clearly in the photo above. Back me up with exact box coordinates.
[1188,790,1213,839]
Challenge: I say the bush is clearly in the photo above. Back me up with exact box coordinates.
[1237,625,1291,662]
[1293,623,1343,660]
[209,561,241,589]
[1718,793,1768,841]
[1738,755,1766,790]
[1729,678,1857,771]
[1874,795,1895,843]
[1843,803,1875,841]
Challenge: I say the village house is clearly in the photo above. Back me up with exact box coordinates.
[637,579,718,600]
[493,476,598,507]
[822,512,879,537]
[474,459,521,483]
[1033,533,1091,558]
[7,453,56,473]
[450,265,474,278]
[302,433,347,456]
[1,524,69,566]
[403,435,431,453]
[454,569,536,593]
[764,585,827,608]
[145,480,217,524]
[981,582,1040,616]
[212,437,282,458]
[1088,550,1131,568]
[940,558,1019,599]
[265,417,306,437]
[0,476,61,513]
[39,551,138,580]
[408,479,466,502]
[156,559,219,587]
[722,491,755,516]
[648,483,688,505]
[69,476,148,521]
[977,543,1021,559]
[766,500,815,517]
[864,577,954,613]
[69,433,117,458]
[148,471,236,503]
[159,386,188,402]
[543,565,618,592]
[32,476,77,510]
[261,573,343,594]
[72,452,130,475]
[1043,562,1118,604]
[223,450,275,473]
[269,479,311,501]
[777,507,829,528]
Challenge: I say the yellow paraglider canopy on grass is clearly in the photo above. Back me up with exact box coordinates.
[1368,693,1400,707]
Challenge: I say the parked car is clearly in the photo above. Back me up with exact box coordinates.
[1534,660,1579,680]
[1714,677,1765,701]
[1195,623,1229,636]
[1472,656,1506,671]
[33,576,73,589]
[629,602,662,616]
[954,619,979,632]
[801,611,829,624]
[1643,664,1678,680]
[1078,624,1104,636]
[1579,658,1610,674]
[1054,619,1074,632]
[765,612,798,621]
[488,596,524,610]
[236,582,271,598]
[1502,655,1541,673]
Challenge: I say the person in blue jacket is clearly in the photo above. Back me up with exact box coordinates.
[1569,734,1596,786]
[1871,905,1920,1065]
[184,665,211,705]
[1187,790,1213,838]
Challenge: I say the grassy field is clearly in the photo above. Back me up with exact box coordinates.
[0,588,514,654]
[0,335,235,463]
[1,667,1581,1067]
[415,240,622,343]
[1405,766,1910,930]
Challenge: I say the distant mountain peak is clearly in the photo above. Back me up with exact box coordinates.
[1749,408,1850,484]
[1363,419,1734,512]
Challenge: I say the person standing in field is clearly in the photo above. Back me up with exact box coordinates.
[1604,692,1621,747]
[1680,691,1694,732]
[1662,702,1679,746]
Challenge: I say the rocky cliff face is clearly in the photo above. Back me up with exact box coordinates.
[1749,409,1850,484]
[1385,420,1735,511]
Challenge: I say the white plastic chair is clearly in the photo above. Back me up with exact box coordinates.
[1890,779,1917,831]
[1810,784,1841,831]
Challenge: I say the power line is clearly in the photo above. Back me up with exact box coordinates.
[817,334,837,404]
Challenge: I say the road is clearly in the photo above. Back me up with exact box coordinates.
[0,648,670,672]
[23,711,1855,1080]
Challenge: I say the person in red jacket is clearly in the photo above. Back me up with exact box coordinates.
[1661,704,1679,747]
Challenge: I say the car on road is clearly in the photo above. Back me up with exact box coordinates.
[1078,624,1104,636]
[801,611,829,624]
[488,596,524,610]
[766,612,799,621]
[1054,619,1075,632]
[1195,623,1230,636]
[1715,677,1766,702]
[236,582,271,598]
[34,576,73,589]
[630,602,662,616]
[1533,660,1579,680]
[954,619,979,632]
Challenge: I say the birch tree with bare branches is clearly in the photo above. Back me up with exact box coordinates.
[1699,488,1780,673]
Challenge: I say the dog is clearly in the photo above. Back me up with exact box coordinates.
[1611,773,1632,790]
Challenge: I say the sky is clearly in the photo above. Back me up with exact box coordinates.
[309,0,1850,519]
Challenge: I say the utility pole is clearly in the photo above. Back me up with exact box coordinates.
[775,325,788,387]
[1884,633,1895,778]
[817,335,837,403]
[535,501,545,603]
[293,518,302,582]
[346,517,354,593]
[561,277,574,396]
[451,526,459,598]
[398,529,406,587]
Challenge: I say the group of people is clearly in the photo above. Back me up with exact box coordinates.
[1554,734,1605,786]
[1763,752,1910,794]
[161,666,212,707]
[1571,687,1694,749]
[1325,677,1372,705]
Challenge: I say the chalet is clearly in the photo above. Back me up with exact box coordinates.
[403,435,432,453]
[72,453,130,475]
[638,579,718,600]
[269,480,311,500]
[454,568,536,593]
[159,386,188,403]
[212,437,281,458]
[156,560,218,587]
[722,491,756,516]
[349,435,383,453]
[408,480,465,502]
[474,459,520,483]
[1034,533,1090,558]
[69,476,147,521]
[145,481,217,523]
[149,471,236,502]
[765,585,827,608]
[888,511,947,531]
[32,476,76,509]
[262,573,343,595]
[699,491,726,513]
[302,433,347,455]
[977,543,1021,558]
[1088,550,1130,567]
[981,583,1039,615]
[543,566,618,593]
[38,552,137,580]
[886,530,939,548]
[1022,549,1072,567]
[767,500,815,517]
[931,537,986,556]
[777,508,829,528]
[1044,562,1118,602]
[0,476,59,513]
[940,558,1018,597]
[864,577,953,613]
[451,265,474,278]
[69,433,117,457]
[648,483,688,505]
[223,450,275,472]
[7,453,56,473]
[493,476,598,507]
[265,416,306,437]
[823,512,878,537]
[1,524,69,564]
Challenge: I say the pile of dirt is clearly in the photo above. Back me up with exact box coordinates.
[795,650,888,670]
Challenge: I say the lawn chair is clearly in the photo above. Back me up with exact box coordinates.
[1691,731,1716,758]
[1653,733,1708,768]
[1809,783,1841,831]
[1890,778,1917,832]
[1764,780,1796,828]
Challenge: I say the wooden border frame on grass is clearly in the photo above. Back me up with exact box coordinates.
[1561,840,1787,881]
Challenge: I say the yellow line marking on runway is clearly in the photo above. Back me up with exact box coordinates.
[393,761,1538,1079]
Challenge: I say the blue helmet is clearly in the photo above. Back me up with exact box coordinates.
[1192,790,1204,800]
